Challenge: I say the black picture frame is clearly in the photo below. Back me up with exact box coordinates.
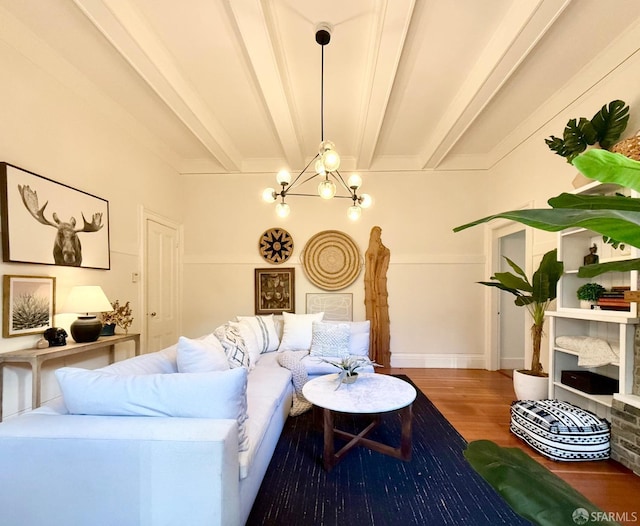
[254,267,295,315]
[0,163,110,269]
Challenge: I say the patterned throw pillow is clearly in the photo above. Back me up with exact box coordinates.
[214,323,250,369]
[309,321,350,358]
[236,315,280,353]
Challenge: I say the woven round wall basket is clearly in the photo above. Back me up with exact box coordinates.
[301,230,362,290]
[610,135,640,161]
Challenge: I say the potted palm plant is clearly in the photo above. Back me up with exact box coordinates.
[478,250,563,400]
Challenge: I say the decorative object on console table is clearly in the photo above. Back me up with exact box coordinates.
[65,286,113,343]
[258,228,293,264]
[100,300,133,335]
[0,163,110,269]
[2,275,56,338]
[254,268,295,315]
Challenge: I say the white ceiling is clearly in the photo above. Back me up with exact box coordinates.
[2,0,640,175]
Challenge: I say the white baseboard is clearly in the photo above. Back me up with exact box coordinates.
[500,357,524,370]
[390,353,486,369]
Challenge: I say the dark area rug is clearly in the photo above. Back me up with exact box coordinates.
[247,375,532,525]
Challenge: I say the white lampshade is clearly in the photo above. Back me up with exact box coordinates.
[318,179,337,199]
[347,205,362,221]
[347,174,362,189]
[262,187,277,203]
[359,193,372,208]
[65,286,113,315]
[321,149,340,172]
[276,170,291,185]
[275,202,290,218]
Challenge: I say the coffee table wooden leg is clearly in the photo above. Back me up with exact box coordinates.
[399,404,413,461]
[323,408,336,471]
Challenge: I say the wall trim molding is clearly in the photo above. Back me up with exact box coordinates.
[183,254,484,266]
[390,352,486,369]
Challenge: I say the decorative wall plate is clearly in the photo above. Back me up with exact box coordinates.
[301,230,361,290]
[259,228,294,264]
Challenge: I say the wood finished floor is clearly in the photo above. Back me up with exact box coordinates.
[377,367,640,526]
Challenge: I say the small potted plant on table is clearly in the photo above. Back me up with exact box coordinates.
[319,356,379,389]
[100,300,133,335]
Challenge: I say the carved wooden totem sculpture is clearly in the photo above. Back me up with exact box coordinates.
[364,226,391,367]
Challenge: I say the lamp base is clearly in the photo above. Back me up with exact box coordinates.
[70,316,102,343]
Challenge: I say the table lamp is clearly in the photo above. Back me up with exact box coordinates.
[66,286,113,342]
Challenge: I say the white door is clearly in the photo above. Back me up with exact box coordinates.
[487,222,529,370]
[144,213,181,353]
[498,230,526,370]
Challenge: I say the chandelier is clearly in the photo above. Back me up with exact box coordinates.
[262,23,372,221]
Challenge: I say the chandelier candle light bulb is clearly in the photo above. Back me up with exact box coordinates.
[261,23,372,220]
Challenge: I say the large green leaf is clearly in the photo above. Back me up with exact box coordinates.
[548,193,640,211]
[562,118,593,163]
[490,271,532,293]
[454,208,640,249]
[577,257,640,278]
[464,440,620,526]
[590,99,629,148]
[531,249,563,303]
[573,150,640,192]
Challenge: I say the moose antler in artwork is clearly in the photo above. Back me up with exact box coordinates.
[18,184,104,267]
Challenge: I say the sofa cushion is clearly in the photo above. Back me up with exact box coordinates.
[277,312,324,352]
[176,335,229,373]
[310,321,350,358]
[214,323,251,369]
[236,315,280,353]
[55,367,249,451]
[327,320,370,356]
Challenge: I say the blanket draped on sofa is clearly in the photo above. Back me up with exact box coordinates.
[277,351,312,416]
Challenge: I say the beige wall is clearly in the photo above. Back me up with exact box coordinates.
[180,170,489,368]
[0,26,183,417]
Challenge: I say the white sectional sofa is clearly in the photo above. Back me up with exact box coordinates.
[0,313,371,526]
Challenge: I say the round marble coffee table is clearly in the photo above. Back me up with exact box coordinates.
[302,373,417,470]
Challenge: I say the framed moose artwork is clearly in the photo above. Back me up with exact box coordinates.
[0,163,110,269]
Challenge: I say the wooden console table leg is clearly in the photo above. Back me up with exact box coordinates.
[31,358,42,410]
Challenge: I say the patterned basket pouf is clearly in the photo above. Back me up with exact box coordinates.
[510,399,610,461]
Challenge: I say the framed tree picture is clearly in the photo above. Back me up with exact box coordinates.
[0,163,110,269]
[254,267,295,315]
[3,275,56,338]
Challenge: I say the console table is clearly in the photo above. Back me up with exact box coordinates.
[0,333,140,421]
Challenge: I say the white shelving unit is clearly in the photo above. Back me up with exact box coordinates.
[547,181,638,420]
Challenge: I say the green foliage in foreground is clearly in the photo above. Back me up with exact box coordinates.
[464,440,620,526]
[454,150,640,277]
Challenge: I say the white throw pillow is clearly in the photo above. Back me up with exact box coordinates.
[176,334,229,373]
[277,312,324,352]
[229,320,260,368]
[214,323,251,369]
[310,321,350,358]
[235,315,280,353]
[328,320,371,356]
[55,366,249,451]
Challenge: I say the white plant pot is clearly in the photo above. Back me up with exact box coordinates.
[513,369,549,401]
[579,300,593,309]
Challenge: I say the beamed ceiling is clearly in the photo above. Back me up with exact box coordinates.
[2,0,640,175]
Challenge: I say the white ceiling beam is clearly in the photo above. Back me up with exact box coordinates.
[356,0,415,170]
[73,0,242,172]
[420,0,571,169]
[226,0,304,170]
